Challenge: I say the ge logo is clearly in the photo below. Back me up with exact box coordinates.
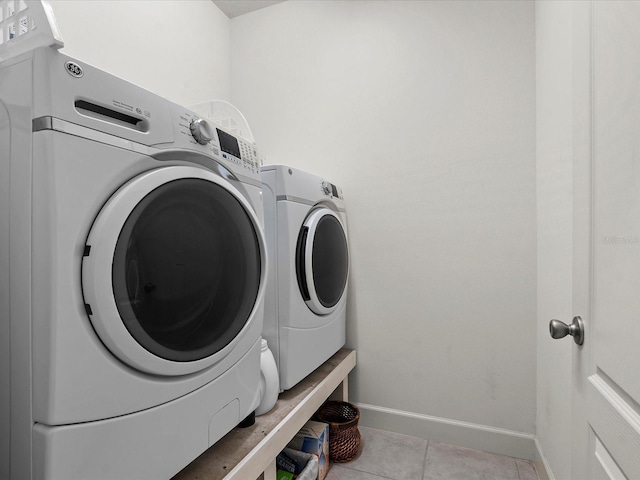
[64,61,84,78]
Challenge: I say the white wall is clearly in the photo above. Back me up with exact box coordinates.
[231,0,537,447]
[49,0,230,106]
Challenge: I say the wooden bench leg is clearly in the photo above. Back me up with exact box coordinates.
[329,375,349,402]
[261,459,276,480]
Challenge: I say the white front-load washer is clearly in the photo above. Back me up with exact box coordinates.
[260,165,349,391]
[0,47,266,479]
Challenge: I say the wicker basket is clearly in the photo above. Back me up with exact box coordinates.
[313,401,361,463]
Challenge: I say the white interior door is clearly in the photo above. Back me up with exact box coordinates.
[539,2,640,478]
[585,2,640,478]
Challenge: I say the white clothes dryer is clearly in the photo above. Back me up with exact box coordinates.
[261,165,349,391]
[0,47,266,480]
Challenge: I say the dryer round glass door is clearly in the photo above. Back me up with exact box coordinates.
[82,165,265,376]
[296,207,349,315]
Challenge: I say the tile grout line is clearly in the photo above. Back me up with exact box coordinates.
[421,438,431,480]
[336,464,397,480]
[517,458,542,480]
[330,453,397,480]
[532,462,541,480]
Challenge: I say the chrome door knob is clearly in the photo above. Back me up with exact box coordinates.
[549,316,584,346]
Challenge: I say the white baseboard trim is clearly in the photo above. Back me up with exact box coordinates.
[356,403,537,461]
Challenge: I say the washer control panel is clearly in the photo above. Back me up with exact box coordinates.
[175,110,260,175]
[215,126,260,174]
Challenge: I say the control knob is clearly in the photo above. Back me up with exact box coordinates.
[189,118,214,145]
[321,181,332,196]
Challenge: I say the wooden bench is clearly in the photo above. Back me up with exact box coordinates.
[173,348,357,480]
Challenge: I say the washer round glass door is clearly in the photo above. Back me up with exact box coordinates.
[296,207,349,315]
[82,165,265,376]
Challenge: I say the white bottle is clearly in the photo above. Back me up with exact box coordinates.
[256,338,279,416]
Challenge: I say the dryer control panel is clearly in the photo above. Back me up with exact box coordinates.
[321,180,343,198]
[321,180,343,200]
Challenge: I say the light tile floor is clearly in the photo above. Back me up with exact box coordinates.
[325,427,539,480]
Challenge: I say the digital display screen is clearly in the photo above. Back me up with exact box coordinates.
[217,128,241,159]
[331,184,339,197]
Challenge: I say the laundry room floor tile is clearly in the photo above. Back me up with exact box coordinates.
[422,441,520,480]
[333,426,428,480]
[325,427,540,480]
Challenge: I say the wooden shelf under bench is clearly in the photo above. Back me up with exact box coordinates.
[173,348,357,480]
